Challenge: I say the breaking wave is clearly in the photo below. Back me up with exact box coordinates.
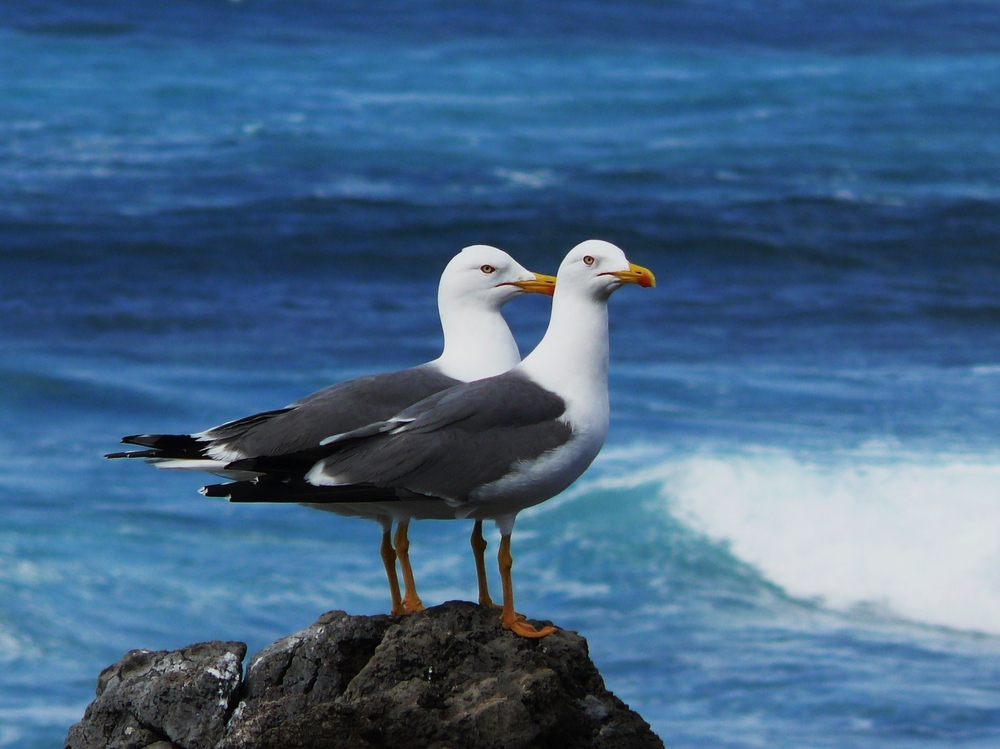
[596,445,1000,633]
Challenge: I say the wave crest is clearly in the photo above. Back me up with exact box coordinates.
[595,446,1000,633]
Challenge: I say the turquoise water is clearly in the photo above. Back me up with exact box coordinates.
[2,2,1000,746]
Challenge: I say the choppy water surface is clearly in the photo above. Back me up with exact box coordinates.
[2,1,1000,746]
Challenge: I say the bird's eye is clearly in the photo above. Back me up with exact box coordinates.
[583,255,595,266]
[480,264,496,274]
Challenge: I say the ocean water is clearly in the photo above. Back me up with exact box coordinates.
[2,1,1000,746]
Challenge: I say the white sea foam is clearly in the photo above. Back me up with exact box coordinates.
[597,446,1000,634]
[0,705,83,749]
[494,168,556,189]
[0,629,28,663]
[0,704,87,742]
[0,704,88,723]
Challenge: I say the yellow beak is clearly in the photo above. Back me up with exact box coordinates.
[606,262,656,288]
[502,271,557,296]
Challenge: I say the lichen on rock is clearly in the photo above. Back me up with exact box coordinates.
[66,640,247,749]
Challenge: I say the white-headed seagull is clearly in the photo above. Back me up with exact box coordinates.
[204,240,655,637]
[107,245,555,616]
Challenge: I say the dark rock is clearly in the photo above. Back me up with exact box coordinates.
[68,602,664,749]
[65,641,246,749]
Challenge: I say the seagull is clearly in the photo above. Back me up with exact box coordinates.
[107,245,555,616]
[203,240,655,637]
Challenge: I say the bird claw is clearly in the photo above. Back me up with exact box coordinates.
[501,611,557,638]
[403,595,425,614]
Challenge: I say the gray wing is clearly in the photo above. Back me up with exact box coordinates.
[209,365,460,458]
[312,371,573,501]
[110,365,459,462]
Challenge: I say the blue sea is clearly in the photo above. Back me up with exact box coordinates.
[3,1,1000,746]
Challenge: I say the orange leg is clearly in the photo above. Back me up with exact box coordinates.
[379,525,405,616]
[394,520,424,614]
[471,520,499,608]
[498,534,556,638]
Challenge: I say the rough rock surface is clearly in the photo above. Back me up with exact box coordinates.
[67,601,664,749]
[66,640,246,749]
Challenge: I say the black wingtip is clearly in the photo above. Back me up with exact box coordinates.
[119,432,208,458]
[202,476,286,501]
[105,449,162,460]
[200,476,404,505]
[224,448,330,476]
[121,434,156,447]
[225,457,257,471]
